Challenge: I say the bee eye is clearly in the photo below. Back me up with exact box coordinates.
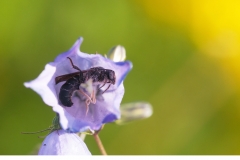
[109,71,115,80]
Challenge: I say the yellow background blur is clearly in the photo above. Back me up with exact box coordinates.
[1,0,240,154]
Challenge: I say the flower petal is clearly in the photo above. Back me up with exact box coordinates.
[54,37,83,63]
[24,64,58,107]
[38,129,91,155]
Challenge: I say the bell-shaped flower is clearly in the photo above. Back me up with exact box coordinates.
[38,129,91,155]
[24,37,132,133]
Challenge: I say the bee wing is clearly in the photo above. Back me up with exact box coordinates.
[55,72,80,84]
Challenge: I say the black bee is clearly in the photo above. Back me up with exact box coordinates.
[55,57,116,107]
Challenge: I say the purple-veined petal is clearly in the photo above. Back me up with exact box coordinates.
[38,129,91,155]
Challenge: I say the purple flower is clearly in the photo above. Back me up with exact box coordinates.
[38,129,91,155]
[24,37,132,132]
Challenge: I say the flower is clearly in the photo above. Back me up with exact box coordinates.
[24,37,132,133]
[38,129,91,155]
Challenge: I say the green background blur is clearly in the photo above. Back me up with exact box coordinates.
[1,0,240,155]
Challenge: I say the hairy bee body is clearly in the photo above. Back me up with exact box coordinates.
[56,57,116,107]
[59,75,81,107]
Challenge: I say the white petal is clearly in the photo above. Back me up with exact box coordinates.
[24,64,58,107]
[38,130,91,155]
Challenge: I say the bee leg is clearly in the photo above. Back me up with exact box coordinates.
[85,98,91,116]
[91,89,96,104]
[98,81,107,94]
[67,57,82,71]
[99,82,106,89]
[78,88,96,104]
[102,84,111,94]
[77,88,97,116]
[78,89,92,101]
[84,90,97,116]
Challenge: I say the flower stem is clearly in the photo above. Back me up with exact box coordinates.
[93,133,107,155]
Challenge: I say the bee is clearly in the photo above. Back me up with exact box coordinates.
[55,57,116,113]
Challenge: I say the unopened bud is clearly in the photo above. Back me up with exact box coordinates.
[116,102,153,125]
[107,45,126,62]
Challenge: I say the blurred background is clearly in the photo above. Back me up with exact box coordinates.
[1,0,240,155]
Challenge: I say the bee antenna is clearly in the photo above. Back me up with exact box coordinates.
[67,57,82,71]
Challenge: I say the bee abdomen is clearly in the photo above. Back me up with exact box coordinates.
[59,75,80,107]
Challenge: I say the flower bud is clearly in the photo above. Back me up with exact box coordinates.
[107,45,126,62]
[116,102,153,125]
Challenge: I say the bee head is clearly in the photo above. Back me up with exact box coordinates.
[108,70,116,85]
